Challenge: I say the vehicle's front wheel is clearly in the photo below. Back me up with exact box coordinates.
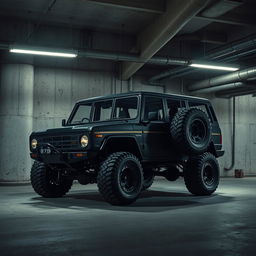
[97,152,143,205]
[184,152,219,195]
[30,161,73,197]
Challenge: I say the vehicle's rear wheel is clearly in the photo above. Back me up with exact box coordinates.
[97,152,143,205]
[30,161,73,197]
[184,152,219,195]
[170,108,212,155]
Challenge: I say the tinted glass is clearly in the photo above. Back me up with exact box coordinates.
[114,97,138,119]
[93,100,113,121]
[144,97,164,121]
[167,99,181,119]
[70,103,92,124]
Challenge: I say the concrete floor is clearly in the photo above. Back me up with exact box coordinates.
[0,177,256,256]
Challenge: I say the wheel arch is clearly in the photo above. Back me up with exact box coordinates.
[100,136,143,160]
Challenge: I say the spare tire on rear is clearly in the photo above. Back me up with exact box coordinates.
[170,108,212,155]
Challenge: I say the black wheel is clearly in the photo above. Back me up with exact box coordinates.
[170,108,212,155]
[143,169,154,190]
[30,161,73,198]
[184,152,219,195]
[97,152,143,205]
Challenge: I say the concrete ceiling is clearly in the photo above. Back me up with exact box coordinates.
[0,0,163,34]
[0,0,256,80]
[1,0,255,35]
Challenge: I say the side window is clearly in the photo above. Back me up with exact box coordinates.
[188,102,212,121]
[114,97,138,119]
[93,100,113,121]
[144,97,164,121]
[166,99,181,119]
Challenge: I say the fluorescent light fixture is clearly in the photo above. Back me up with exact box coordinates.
[9,45,77,58]
[189,61,239,71]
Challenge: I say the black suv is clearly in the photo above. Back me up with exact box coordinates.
[30,91,224,205]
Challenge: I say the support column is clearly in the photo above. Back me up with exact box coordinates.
[0,64,34,182]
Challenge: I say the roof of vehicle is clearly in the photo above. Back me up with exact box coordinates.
[77,91,210,104]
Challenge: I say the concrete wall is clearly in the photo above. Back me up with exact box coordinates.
[211,95,256,177]
[0,64,34,182]
[33,67,163,131]
[1,63,255,181]
[0,64,163,182]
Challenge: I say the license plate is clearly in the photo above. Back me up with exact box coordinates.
[40,148,51,154]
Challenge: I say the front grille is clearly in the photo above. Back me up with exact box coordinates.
[37,135,80,151]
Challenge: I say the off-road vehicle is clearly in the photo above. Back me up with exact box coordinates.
[29,91,224,205]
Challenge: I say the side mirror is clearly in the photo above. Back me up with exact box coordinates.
[62,119,66,126]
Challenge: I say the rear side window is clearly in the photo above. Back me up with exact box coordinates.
[144,97,164,121]
[166,99,182,119]
[93,100,113,121]
[114,97,138,119]
[188,102,212,121]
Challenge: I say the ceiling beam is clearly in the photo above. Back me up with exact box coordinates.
[175,32,227,45]
[87,0,165,14]
[121,0,210,80]
[194,15,256,27]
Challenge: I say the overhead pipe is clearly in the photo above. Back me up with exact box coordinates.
[149,33,256,82]
[78,48,190,66]
[216,88,256,98]
[207,33,256,60]
[149,45,256,82]
[190,82,247,94]
[188,66,256,91]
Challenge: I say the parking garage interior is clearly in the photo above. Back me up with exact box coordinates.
[0,0,256,255]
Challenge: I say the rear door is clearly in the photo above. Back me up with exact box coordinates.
[142,96,170,161]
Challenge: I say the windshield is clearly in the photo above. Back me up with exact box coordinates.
[70,103,92,125]
[69,96,139,125]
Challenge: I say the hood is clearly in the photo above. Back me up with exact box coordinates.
[31,121,123,136]
[31,124,94,136]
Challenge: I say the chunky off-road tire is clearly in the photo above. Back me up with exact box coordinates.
[97,152,143,205]
[184,152,219,196]
[30,161,73,198]
[143,169,154,190]
[170,108,212,155]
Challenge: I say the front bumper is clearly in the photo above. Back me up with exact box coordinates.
[30,151,97,164]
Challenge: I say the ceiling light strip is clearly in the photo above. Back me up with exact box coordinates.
[10,48,77,58]
[189,63,238,71]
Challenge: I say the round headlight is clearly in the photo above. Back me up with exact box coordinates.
[31,139,37,149]
[80,135,89,148]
